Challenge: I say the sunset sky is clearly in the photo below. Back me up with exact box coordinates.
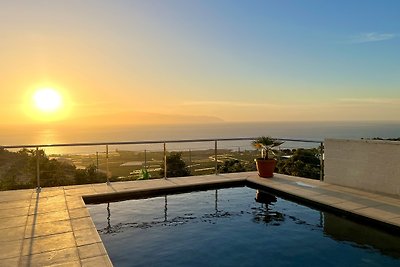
[1,1,399,125]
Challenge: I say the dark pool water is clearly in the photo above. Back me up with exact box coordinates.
[88,186,400,267]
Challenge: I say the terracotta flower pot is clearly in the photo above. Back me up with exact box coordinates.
[255,158,276,178]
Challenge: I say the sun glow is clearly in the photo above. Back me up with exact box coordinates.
[23,86,71,122]
[33,88,62,112]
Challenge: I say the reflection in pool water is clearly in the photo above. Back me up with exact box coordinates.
[88,186,400,267]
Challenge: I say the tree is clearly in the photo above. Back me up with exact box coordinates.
[159,152,190,178]
[218,159,246,173]
[28,149,76,187]
[276,148,321,179]
[0,148,32,190]
[75,164,107,184]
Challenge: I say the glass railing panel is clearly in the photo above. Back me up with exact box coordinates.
[0,137,324,191]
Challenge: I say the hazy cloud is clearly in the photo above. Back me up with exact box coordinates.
[339,98,400,104]
[181,101,281,108]
[349,32,396,43]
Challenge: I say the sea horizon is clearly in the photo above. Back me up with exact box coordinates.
[1,121,399,155]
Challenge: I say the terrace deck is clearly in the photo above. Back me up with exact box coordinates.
[1,172,400,266]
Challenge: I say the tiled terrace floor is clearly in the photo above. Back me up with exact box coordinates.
[1,172,400,266]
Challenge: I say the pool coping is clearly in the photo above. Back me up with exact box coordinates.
[1,172,400,266]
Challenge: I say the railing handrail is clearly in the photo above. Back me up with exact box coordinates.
[0,137,323,149]
[0,136,325,192]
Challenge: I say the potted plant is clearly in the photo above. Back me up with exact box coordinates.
[252,136,284,178]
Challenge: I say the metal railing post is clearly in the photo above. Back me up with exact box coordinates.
[189,149,192,174]
[163,142,167,179]
[96,152,99,172]
[215,189,218,213]
[36,147,41,193]
[106,145,110,185]
[0,137,325,189]
[214,140,218,175]
[320,142,324,181]
[144,149,147,170]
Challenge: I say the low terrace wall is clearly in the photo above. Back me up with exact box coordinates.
[324,139,400,197]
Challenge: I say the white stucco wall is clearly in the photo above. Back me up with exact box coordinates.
[324,139,400,197]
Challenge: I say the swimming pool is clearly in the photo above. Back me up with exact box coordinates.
[88,186,400,267]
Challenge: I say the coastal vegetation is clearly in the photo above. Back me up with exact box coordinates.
[365,137,400,141]
[276,148,321,180]
[0,148,67,189]
[159,152,191,177]
[0,145,323,191]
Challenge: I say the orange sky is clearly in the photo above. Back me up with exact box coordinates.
[1,1,399,126]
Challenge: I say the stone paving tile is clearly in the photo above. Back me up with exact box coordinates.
[47,260,81,267]
[330,201,367,211]
[353,206,400,221]
[345,197,384,208]
[0,206,29,218]
[0,215,27,229]
[0,226,26,242]
[313,189,385,207]
[257,182,304,193]
[32,189,65,199]
[28,201,68,215]
[64,184,93,189]
[81,255,113,267]
[165,179,198,185]
[0,191,33,203]
[92,184,119,194]
[19,247,79,267]
[266,174,329,187]
[103,184,134,191]
[78,242,108,260]
[247,175,280,183]
[247,176,277,184]
[22,232,76,256]
[322,184,382,198]
[374,196,400,207]
[171,175,246,186]
[69,207,91,219]
[26,210,70,225]
[386,217,400,227]
[220,172,253,179]
[0,200,31,210]
[289,188,323,198]
[25,220,72,239]
[67,202,86,211]
[65,188,96,196]
[368,204,400,215]
[66,195,84,202]
[66,196,85,209]
[33,196,67,206]
[71,217,95,231]
[0,239,24,259]
[169,178,234,187]
[307,194,347,205]
[326,184,383,198]
[314,189,365,201]
[0,256,19,267]
[74,228,102,247]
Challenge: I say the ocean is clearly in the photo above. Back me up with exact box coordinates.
[1,121,399,155]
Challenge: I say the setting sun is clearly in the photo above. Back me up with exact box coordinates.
[33,88,62,112]
[22,86,71,122]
